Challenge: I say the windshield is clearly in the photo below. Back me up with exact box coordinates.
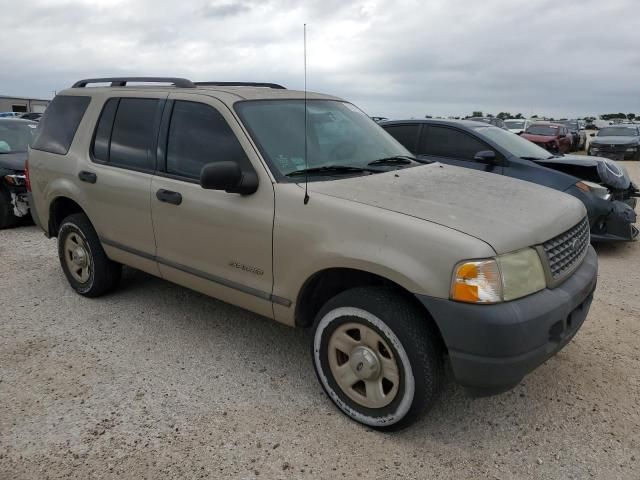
[525,125,559,136]
[235,100,410,179]
[558,120,578,130]
[597,127,639,137]
[504,120,525,129]
[476,126,553,159]
[0,121,37,153]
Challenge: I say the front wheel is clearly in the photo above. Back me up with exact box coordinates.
[311,287,444,430]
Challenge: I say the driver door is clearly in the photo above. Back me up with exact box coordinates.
[150,94,276,319]
[417,125,504,174]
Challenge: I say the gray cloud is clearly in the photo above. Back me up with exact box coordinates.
[201,2,251,18]
[1,0,638,119]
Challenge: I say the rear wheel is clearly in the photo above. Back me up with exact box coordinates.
[311,287,444,430]
[58,213,121,297]
[0,188,19,229]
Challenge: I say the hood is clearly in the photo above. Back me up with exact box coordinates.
[591,136,640,146]
[0,152,27,171]
[309,163,585,254]
[522,133,557,143]
[507,128,524,134]
[535,154,632,191]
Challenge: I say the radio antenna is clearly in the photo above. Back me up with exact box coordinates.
[303,23,310,205]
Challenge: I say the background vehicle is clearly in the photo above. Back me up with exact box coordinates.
[381,119,638,241]
[27,77,597,430]
[587,125,640,161]
[521,122,572,154]
[503,118,531,135]
[0,112,22,118]
[20,112,43,121]
[467,116,505,128]
[557,119,586,151]
[0,118,38,228]
[370,116,389,123]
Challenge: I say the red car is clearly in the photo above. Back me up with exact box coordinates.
[521,122,572,154]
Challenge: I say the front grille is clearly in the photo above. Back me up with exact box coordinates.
[542,217,590,282]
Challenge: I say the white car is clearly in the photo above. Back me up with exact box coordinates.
[503,118,531,134]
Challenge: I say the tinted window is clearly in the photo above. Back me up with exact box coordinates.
[109,98,159,171]
[166,101,250,179]
[419,126,488,160]
[92,98,118,162]
[31,95,90,155]
[383,124,421,153]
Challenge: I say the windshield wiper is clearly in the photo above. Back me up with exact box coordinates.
[367,155,428,166]
[285,165,380,177]
[520,156,546,161]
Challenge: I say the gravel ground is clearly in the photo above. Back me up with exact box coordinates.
[1,163,639,480]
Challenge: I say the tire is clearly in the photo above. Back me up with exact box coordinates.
[311,287,444,431]
[57,213,121,297]
[0,188,19,230]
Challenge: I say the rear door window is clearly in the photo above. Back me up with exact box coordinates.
[165,101,250,179]
[109,98,160,171]
[419,126,489,161]
[31,95,91,155]
[383,124,421,153]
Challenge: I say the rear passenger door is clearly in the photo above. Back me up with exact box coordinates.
[417,125,503,174]
[86,94,165,276]
[150,94,275,319]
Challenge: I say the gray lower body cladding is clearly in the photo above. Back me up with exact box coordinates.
[416,246,598,396]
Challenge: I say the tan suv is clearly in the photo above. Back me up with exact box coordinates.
[27,77,598,430]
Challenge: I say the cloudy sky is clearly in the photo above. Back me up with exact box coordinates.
[2,0,638,119]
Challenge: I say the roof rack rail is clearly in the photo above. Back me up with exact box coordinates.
[194,82,286,90]
[72,77,196,88]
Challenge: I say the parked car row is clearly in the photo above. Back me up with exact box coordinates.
[381,119,638,242]
[4,77,634,430]
[0,112,43,121]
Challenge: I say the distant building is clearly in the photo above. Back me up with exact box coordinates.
[0,95,50,114]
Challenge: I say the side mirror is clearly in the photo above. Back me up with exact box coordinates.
[200,161,258,195]
[473,150,496,164]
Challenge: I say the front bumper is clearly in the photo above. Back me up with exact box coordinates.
[416,246,598,396]
[590,148,638,161]
[589,199,638,242]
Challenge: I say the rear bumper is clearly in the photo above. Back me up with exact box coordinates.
[416,246,598,396]
[27,192,46,234]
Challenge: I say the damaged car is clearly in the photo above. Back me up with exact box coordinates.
[0,118,38,228]
[381,119,639,241]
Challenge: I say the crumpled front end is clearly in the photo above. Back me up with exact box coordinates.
[590,199,638,242]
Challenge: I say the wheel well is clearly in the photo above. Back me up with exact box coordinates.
[49,197,85,237]
[295,268,445,347]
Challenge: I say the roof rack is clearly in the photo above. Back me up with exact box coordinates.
[72,77,196,88]
[194,82,286,90]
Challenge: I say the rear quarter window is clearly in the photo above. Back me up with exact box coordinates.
[31,95,91,155]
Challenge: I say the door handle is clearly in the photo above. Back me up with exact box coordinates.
[156,189,182,205]
[78,171,97,184]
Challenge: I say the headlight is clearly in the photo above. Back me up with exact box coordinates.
[575,181,591,193]
[497,249,547,301]
[451,248,546,304]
